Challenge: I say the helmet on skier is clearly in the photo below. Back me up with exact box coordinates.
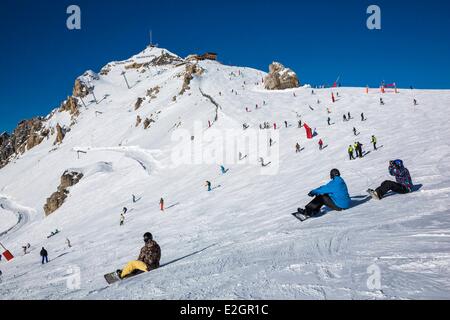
[392,159,404,168]
[330,169,341,180]
[143,232,153,243]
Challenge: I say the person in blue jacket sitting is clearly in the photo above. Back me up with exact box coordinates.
[297,169,351,217]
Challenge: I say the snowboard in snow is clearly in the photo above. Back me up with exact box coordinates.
[104,269,146,284]
[291,211,310,222]
[104,271,122,284]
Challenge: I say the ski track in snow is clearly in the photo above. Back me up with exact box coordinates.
[0,50,450,299]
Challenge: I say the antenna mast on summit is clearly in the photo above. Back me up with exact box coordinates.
[148,29,158,48]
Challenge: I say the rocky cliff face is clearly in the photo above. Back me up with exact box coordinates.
[0,118,47,169]
[59,96,80,117]
[264,62,300,90]
[0,132,13,168]
[43,170,84,216]
[180,63,204,95]
[73,79,89,98]
[150,52,183,66]
[54,123,65,145]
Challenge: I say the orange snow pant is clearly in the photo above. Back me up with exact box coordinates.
[121,260,148,278]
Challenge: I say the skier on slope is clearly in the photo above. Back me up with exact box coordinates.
[120,213,125,226]
[354,141,363,158]
[361,113,365,121]
[371,135,377,150]
[348,112,351,120]
[380,98,385,105]
[160,198,164,211]
[318,139,324,150]
[205,181,212,192]
[116,232,161,279]
[295,143,301,153]
[348,145,355,160]
[40,247,49,264]
[357,141,364,158]
[296,169,351,218]
[368,160,413,200]
[353,127,358,136]
[327,117,331,126]
[343,114,347,122]
[220,165,228,174]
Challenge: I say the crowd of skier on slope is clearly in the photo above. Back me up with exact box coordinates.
[0,75,419,282]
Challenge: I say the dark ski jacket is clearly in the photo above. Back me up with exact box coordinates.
[40,249,48,257]
[389,163,413,191]
[138,240,161,271]
[310,176,351,209]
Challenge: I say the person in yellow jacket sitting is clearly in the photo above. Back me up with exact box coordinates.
[117,232,161,279]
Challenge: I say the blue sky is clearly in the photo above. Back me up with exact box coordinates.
[1,0,449,132]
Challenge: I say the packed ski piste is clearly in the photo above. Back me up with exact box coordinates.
[1,46,450,299]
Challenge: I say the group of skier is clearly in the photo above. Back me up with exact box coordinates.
[348,141,363,160]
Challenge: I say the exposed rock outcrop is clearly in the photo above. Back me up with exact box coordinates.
[43,170,84,216]
[0,132,13,168]
[264,62,300,90]
[125,62,150,70]
[26,132,44,150]
[100,64,112,76]
[0,118,46,168]
[60,96,79,117]
[143,118,155,129]
[54,123,65,145]
[135,97,144,110]
[73,71,98,97]
[180,63,204,95]
[150,52,183,66]
[73,79,89,98]
[146,86,160,101]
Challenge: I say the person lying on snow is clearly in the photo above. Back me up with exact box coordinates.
[297,169,351,218]
[368,160,413,200]
[117,232,161,279]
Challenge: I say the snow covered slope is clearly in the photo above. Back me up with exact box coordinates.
[1,46,450,299]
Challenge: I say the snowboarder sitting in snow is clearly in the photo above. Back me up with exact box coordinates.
[368,160,413,200]
[117,232,161,279]
[297,169,351,218]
